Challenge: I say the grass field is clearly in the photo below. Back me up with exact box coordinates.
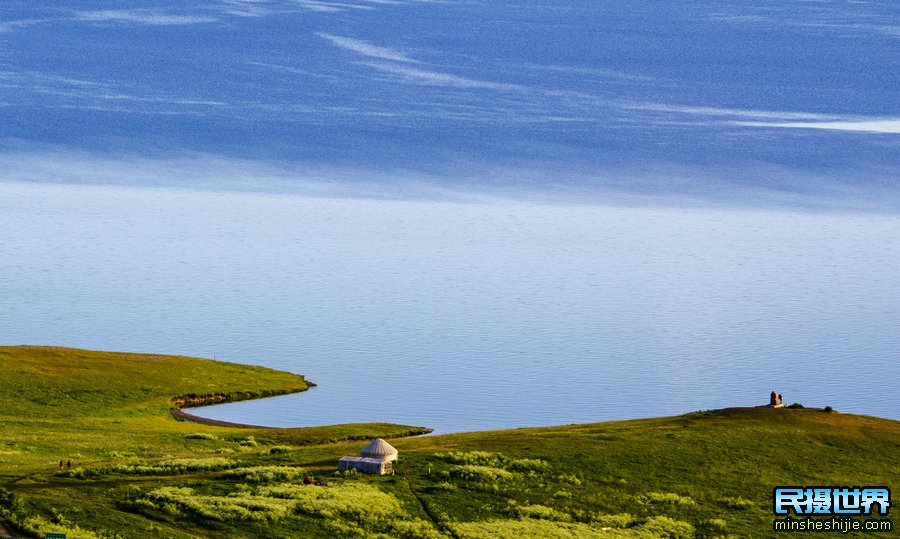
[0,346,897,538]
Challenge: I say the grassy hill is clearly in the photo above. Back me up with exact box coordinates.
[0,346,897,538]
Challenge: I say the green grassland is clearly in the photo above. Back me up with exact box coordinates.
[0,346,898,538]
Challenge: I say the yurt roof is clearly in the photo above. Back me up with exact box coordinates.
[361,438,398,457]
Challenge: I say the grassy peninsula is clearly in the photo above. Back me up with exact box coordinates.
[0,346,897,538]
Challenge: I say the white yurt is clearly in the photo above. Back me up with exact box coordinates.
[338,456,392,475]
[360,438,398,462]
[337,438,399,475]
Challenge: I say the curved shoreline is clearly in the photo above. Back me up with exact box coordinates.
[170,392,434,435]
[170,385,312,429]
[170,407,278,428]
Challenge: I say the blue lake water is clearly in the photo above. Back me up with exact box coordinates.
[1,1,899,432]
[2,181,899,433]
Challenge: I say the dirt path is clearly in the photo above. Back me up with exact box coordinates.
[404,477,461,539]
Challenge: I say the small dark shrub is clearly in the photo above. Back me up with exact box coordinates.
[788,403,804,409]
[823,406,833,413]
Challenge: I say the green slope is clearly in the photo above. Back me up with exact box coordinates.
[0,346,896,538]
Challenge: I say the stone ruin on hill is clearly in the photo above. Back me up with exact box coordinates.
[769,390,785,408]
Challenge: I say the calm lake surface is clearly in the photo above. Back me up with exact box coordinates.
[2,181,898,433]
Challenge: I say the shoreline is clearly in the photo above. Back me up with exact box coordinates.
[170,388,435,436]
[172,403,848,436]
[169,382,314,429]
[170,406,434,436]
[170,407,274,429]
